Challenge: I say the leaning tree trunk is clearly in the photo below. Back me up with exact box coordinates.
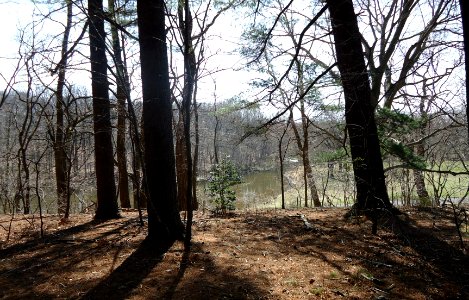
[137,0,184,241]
[88,0,119,220]
[327,0,394,223]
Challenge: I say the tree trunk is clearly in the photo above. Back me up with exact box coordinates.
[180,0,196,249]
[412,160,430,205]
[176,0,198,214]
[291,61,321,207]
[289,110,321,208]
[175,114,189,210]
[327,0,394,219]
[413,85,430,205]
[278,122,290,209]
[55,0,73,217]
[88,0,119,220]
[137,0,184,241]
[460,0,469,140]
[192,89,200,212]
[213,102,220,165]
[109,0,130,208]
[279,140,286,209]
[304,159,321,207]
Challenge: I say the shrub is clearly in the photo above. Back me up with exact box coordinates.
[207,159,242,214]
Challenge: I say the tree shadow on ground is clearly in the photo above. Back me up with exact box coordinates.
[237,209,468,299]
[0,214,268,300]
[156,241,268,300]
[391,212,469,298]
[82,237,174,300]
[0,216,137,260]
[0,216,146,299]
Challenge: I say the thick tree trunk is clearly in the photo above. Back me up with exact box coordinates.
[137,0,184,241]
[109,0,130,209]
[88,0,119,220]
[55,0,73,217]
[327,0,394,218]
[460,0,469,140]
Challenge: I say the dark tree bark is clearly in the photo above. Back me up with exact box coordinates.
[88,0,119,220]
[326,0,395,224]
[176,0,198,215]
[278,122,290,209]
[55,0,73,218]
[460,0,469,140]
[180,0,196,249]
[108,0,131,209]
[213,101,220,165]
[192,95,200,212]
[175,113,189,210]
[137,0,184,241]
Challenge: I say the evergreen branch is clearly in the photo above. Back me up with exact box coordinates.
[268,4,329,97]
[239,62,337,142]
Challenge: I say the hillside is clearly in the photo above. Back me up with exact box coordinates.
[0,207,468,299]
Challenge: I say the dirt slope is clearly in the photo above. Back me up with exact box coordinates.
[0,207,467,299]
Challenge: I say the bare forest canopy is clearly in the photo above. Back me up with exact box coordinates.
[0,1,469,299]
[0,0,468,254]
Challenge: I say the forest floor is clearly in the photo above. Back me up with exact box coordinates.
[0,207,468,299]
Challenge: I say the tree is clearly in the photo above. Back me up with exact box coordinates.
[460,0,469,139]
[208,159,242,214]
[240,3,324,208]
[276,121,291,209]
[54,0,73,218]
[137,0,184,241]
[108,0,131,209]
[289,61,321,208]
[88,0,119,219]
[326,0,395,230]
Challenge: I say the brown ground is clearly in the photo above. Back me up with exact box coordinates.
[0,207,468,299]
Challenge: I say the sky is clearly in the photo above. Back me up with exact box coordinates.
[1,0,462,115]
[0,0,257,104]
[0,1,39,89]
